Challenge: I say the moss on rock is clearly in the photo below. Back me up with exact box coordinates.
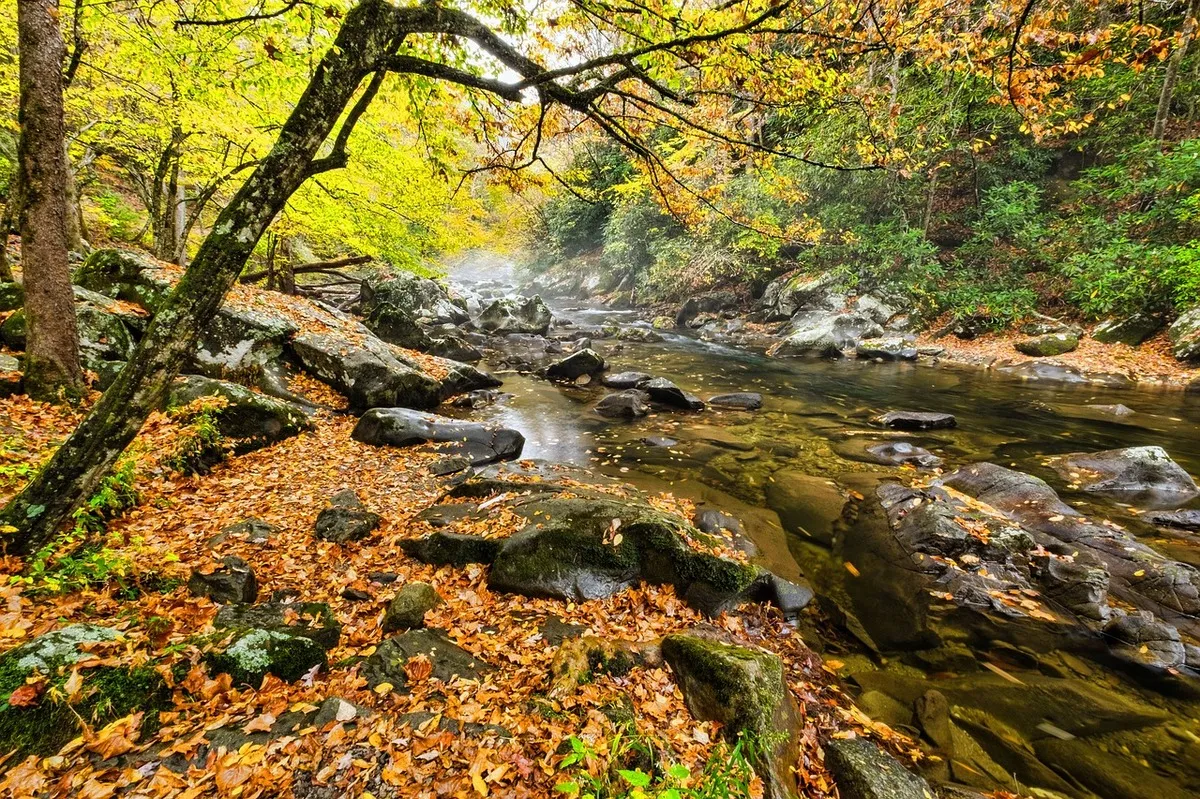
[206,628,328,686]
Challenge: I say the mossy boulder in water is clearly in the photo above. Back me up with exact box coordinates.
[0,624,169,757]
[206,628,327,686]
[477,296,552,335]
[661,631,802,799]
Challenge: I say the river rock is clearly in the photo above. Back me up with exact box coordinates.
[188,556,258,604]
[1145,510,1200,531]
[362,304,433,350]
[0,624,169,757]
[824,737,932,799]
[764,472,846,546]
[602,371,652,389]
[168,375,313,452]
[642,377,705,410]
[382,582,444,632]
[478,296,551,335]
[290,331,442,411]
[313,489,382,543]
[362,628,491,694]
[614,326,663,343]
[856,337,918,361]
[361,271,468,326]
[864,441,942,468]
[873,410,957,431]
[854,294,900,326]
[1093,313,1164,346]
[708,392,763,410]
[544,348,606,380]
[427,334,483,363]
[1032,736,1193,799]
[1168,306,1200,361]
[767,311,883,358]
[1052,446,1199,506]
[652,315,675,330]
[595,389,650,419]
[352,407,524,464]
[662,630,802,799]
[758,270,843,321]
[1015,332,1079,357]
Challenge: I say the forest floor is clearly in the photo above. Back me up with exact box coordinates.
[0,374,886,798]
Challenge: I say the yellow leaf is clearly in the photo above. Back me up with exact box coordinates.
[373,682,393,695]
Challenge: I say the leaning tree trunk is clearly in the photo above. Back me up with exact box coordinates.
[17,0,83,400]
[1153,0,1200,141]
[0,1,401,555]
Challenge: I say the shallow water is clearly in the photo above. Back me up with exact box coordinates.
[455,290,1200,798]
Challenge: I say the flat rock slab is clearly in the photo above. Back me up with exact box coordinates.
[362,629,492,694]
[708,392,763,410]
[873,410,957,431]
[353,407,524,465]
[602,371,653,389]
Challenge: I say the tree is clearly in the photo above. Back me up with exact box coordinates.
[0,0,796,554]
[1153,0,1200,141]
[16,0,82,400]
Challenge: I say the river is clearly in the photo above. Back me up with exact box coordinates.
[450,274,1200,799]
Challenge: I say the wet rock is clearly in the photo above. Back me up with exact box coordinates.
[188,556,258,604]
[1015,332,1079,357]
[544,348,606,381]
[290,331,442,411]
[873,411,956,431]
[434,359,502,401]
[764,472,846,546]
[602,371,652,389]
[856,337,918,361]
[1145,509,1200,531]
[478,296,552,335]
[750,573,815,619]
[652,315,675,330]
[427,334,482,363]
[824,737,932,799]
[362,628,491,694]
[429,455,472,476]
[1093,313,1164,346]
[758,270,843,321]
[399,531,503,566]
[1103,610,1189,673]
[486,333,560,370]
[694,509,741,535]
[214,599,342,650]
[0,624,168,757]
[662,630,802,799]
[1168,306,1200,361]
[449,389,503,410]
[642,436,677,447]
[1053,446,1198,507]
[0,281,24,311]
[614,326,663,343]
[595,389,651,419]
[864,441,942,468]
[708,392,763,410]
[767,311,883,358]
[382,582,443,632]
[996,359,1131,387]
[1033,736,1192,799]
[313,490,382,543]
[207,628,327,686]
[352,407,525,465]
[642,377,705,411]
[168,375,313,452]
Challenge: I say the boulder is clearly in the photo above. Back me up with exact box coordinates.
[192,303,296,378]
[0,624,169,757]
[1168,306,1200,361]
[361,271,469,326]
[0,281,23,311]
[595,390,650,419]
[382,582,444,632]
[642,377,705,411]
[399,531,503,566]
[290,331,442,411]
[873,410,956,431]
[1052,446,1198,507]
[73,248,174,311]
[614,326,663,343]
[602,371,653,389]
[767,311,883,358]
[478,296,552,335]
[863,441,942,468]
[188,556,258,604]
[362,303,433,350]
[313,489,382,543]
[856,337,918,361]
[168,375,313,452]
[207,628,327,686]
[708,392,763,410]
[361,628,491,694]
[213,599,342,650]
[427,334,482,363]
[544,348,606,381]
[824,738,932,799]
[662,631,801,799]
[853,294,899,326]
[758,271,842,321]
[1093,313,1164,346]
[1014,332,1079,357]
[1,290,135,369]
[352,407,524,465]
[1145,510,1200,531]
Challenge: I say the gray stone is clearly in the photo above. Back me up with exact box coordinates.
[188,556,258,604]
[427,334,482,363]
[382,582,443,632]
[758,270,843,321]
[864,441,942,468]
[1014,332,1079,357]
[544,348,606,381]
[767,311,883,358]
[1168,306,1200,361]
[708,392,763,410]
[1053,446,1198,506]
[363,304,433,350]
[478,296,551,335]
[73,248,174,311]
[290,331,442,411]
[642,377,705,411]
[602,371,653,389]
[1093,313,1164,346]
[213,599,342,650]
[873,410,956,431]
[352,407,524,465]
[400,531,503,566]
[361,628,491,694]
[856,337,917,361]
[361,271,468,326]
[313,490,382,543]
[206,628,327,686]
[824,737,932,799]
[168,375,313,452]
[213,517,277,545]
[595,390,650,419]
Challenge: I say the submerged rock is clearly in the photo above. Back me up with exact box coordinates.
[873,411,957,431]
[313,489,382,543]
[864,441,942,468]
[708,392,763,410]
[352,407,524,464]
[1052,446,1199,507]
[764,472,846,546]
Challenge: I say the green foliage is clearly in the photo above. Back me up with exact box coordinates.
[554,729,757,799]
[165,398,230,475]
[89,189,144,243]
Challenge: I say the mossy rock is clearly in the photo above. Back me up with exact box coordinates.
[824,738,933,799]
[361,628,492,694]
[0,624,169,757]
[213,600,342,650]
[661,631,801,799]
[400,531,503,566]
[1014,332,1079,357]
[206,628,327,686]
[0,281,23,312]
[169,374,313,452]
[73,248,174,311]
[382,582,443,632]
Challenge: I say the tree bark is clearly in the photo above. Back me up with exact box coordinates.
[17,0,83,400]
[1153,0,1200,141]
[0,0,403,555]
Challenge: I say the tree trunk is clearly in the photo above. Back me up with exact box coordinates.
[0,0,402,556]
[1153,0,1200,141]
[17,0,83,400]
[64,141,84,253]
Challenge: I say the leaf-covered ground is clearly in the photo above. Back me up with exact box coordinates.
[0,374,904,799]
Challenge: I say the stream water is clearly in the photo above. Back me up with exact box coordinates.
[451,269,1200,799]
